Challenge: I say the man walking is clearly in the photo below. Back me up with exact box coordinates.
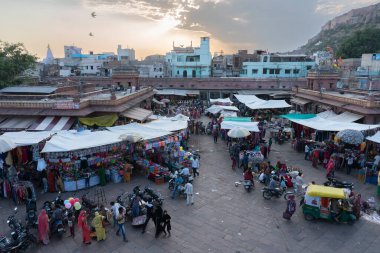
[116,207,128,242]
[304,144,310,160]
[192,156,200,178]
[184,181,194,205]
[141,199,153,234]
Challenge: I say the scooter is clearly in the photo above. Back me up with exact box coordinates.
[0,207,36,253]
[143,187,164,206]
[243,180,254,192]
[25,198,38,229]
[323,177,354,190]
[262,187,286,200]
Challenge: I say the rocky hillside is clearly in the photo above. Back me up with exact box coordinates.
[298,2,380,54]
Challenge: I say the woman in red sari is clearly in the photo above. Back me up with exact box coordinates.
[78,210,91,244]
[38,209,49,245]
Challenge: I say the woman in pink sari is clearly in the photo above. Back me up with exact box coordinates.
[78,210,91,244]
[38,209,49,245]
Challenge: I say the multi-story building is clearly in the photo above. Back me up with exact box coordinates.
[117,45,135,61]
[165,37,212,78]
[211,53,233,77]
[232,50,261,77]
[132,55,168,78]
[240,53,315,78]
[356,53,380,90]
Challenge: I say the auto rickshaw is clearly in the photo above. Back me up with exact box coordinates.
[302,185,356,224]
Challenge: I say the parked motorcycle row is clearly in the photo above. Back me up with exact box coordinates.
[116,185,164,220]
[0,207,37,253]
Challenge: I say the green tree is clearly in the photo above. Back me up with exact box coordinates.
[0,41,37,87]
[336,28,380,58]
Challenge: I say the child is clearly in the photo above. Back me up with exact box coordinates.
[68,212,75,237]
[162,210,171,237]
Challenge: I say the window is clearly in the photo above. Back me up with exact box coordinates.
[159,68,162,72]
[263,68,268,74]
[154,68,156,71]
[285,69,291,74]
[159,85,163,87]
[155,76,157,78]
[169,85,174,87]
[86,66,88,69]
[282,86,286,88]
[271,86,274,89]
[177,56,182,62]
[180,84,184,87]
[263,56,268,62]
[252,69,258,74]
[183,70,187,78]
[160,76,162,78]
[90,66,93,70]
[329,83,333,89]
[258,86,262,89]
[293,69,300,74]
[307,66,312,70]
[269,69,275,74]
[192,70,196,78]
[275,69,280,75]
[177,70,179,75]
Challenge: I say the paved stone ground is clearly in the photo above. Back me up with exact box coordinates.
[1,123,380,253]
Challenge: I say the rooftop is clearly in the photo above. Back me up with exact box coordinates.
[0,86,57,94]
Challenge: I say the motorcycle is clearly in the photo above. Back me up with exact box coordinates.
[0,207,36,253]
[82,193,98,211]
[243,180,254,192]
[25,198,38,229]
[262,187,286,200]
[323,177,354,190]
[143,187,164,206]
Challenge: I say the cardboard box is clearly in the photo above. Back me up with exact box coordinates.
[155,177,165,185]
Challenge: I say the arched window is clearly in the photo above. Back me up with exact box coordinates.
[192,70,196,77]
[263,56,268,62]
[183,70,187,77]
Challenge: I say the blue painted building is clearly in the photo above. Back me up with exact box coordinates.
[240,53,315,78]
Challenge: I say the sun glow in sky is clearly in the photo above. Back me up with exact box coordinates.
[0,0,377,60]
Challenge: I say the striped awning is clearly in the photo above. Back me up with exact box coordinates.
[122,107,153,122]
[28,116,75,131]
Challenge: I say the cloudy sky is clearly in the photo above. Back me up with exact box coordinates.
[0,0,378,59]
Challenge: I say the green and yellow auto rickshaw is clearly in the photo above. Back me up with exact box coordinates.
[302,185,356,224]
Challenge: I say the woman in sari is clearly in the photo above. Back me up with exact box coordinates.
[38,209,49,245]
[92,212,106,241]
[78,210,91,244]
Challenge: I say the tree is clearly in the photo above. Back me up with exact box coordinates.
[0,41,37,87]
[336,28,380,58]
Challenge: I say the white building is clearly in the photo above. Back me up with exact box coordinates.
[240,53,315,78]
[165,37,212,78]
[117,45,135,61]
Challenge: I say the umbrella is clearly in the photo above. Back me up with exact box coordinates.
[119,133,143,143]
[227,127,251,138]
[336,129,364,145]
[0,136,17,153]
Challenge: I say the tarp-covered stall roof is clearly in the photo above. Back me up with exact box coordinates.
[42,131,122,153]
[28,116,75,131]
[281,114,316,120]
[2,131,55,147]
[366,131,380,144]
[234,95,291,110]
[287,116,379,131]
[107,123,171,140]
[209,98,233,105]
[144,118,188,132]
[206,105,239,115]
[0,117,37,131]
[221,121,260,132]
[155,89,188,96]
[79,114,118,127]
[122,107,153,122]
[325,111,364,123]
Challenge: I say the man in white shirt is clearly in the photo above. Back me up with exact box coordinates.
[191,157,200,178]
[346,154,355,175]
[110,201,121,228]
[184,181,194,205]
[295,172,304,195]
[181,167,190,176]
[373,154,380,170]
[304,145,310,160]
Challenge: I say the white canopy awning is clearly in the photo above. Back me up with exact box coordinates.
[209,98,232,105]
[206,105,239,115]
[234,95,290,110]
[324,111,364,123]
[2,131,55,147]
[144,116,188,132]
[122,107,153,122]
[221,121,260,132]
[107,123,171,140]
[155,89,188,96]
[42,131,122,153]
[290,116,379,131]
[367,131,380,144]
[220,110,238,117]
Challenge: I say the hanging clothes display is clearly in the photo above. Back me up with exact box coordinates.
[11,181,36,204]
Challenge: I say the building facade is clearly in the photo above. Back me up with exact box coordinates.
[117,45,135,61]
[240,53,315,78]
[165,37,212,78]
[211,53,233,77]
